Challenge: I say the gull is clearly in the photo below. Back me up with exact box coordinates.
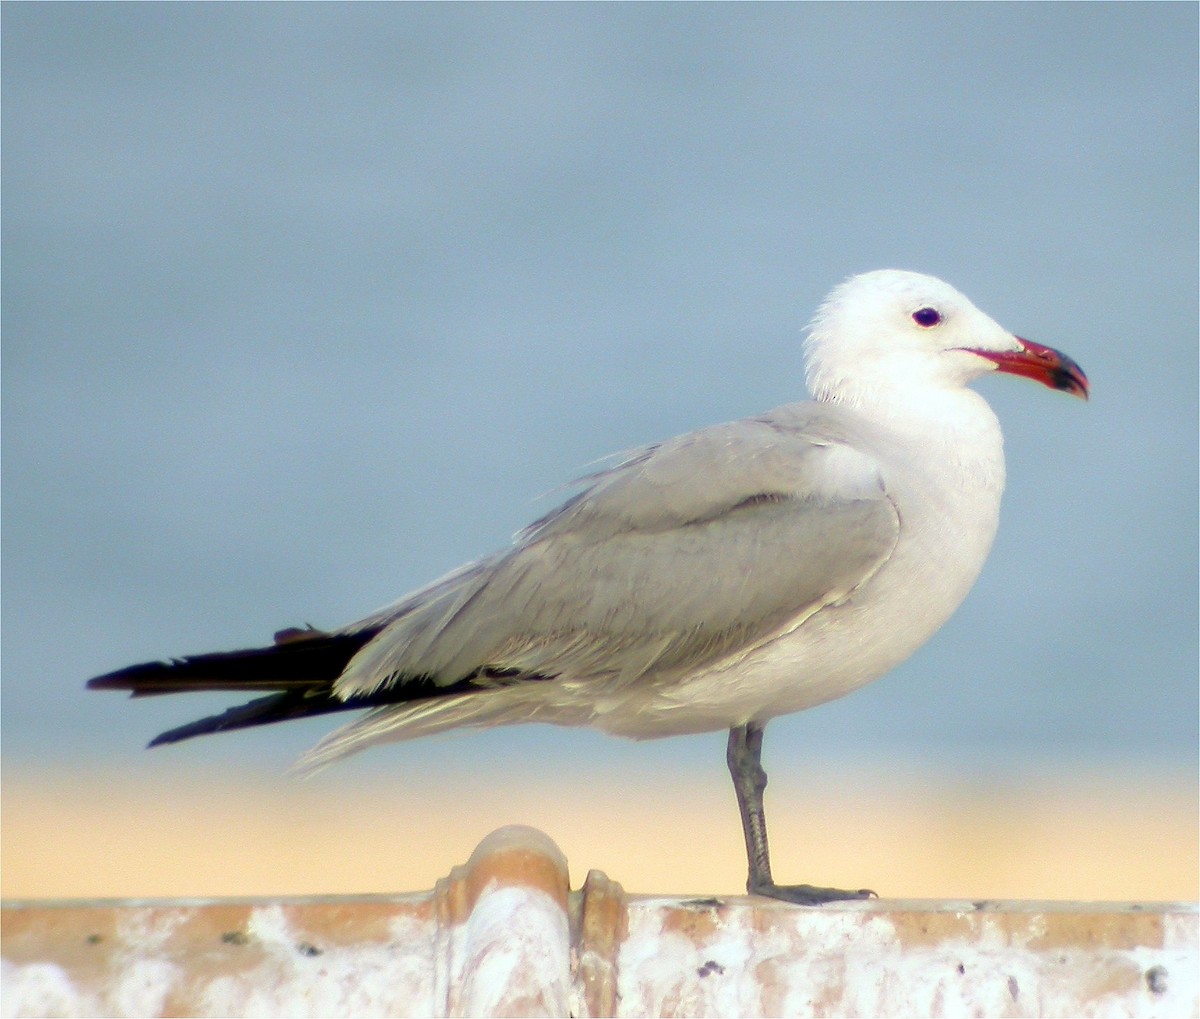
[88,270,1088,904]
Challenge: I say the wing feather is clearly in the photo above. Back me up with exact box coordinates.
[335,407,900,698]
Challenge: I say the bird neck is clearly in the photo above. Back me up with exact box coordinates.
[824,383,1007,494]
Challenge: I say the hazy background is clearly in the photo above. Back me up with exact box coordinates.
[4,4,1196,900]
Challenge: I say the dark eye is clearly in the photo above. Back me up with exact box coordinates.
[912,307,942,328]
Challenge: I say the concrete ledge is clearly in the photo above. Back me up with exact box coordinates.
[3,826,1196,1018]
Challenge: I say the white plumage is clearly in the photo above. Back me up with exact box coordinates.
[305,271,1065,763]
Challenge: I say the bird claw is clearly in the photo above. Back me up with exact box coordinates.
[749,880,877,905]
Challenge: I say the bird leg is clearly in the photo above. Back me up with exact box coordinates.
[726,722,875,905]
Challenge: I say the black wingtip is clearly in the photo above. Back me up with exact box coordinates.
[147,726,199,748]
[87,660,175,692]
[144,691,306,747]
[85,629,382,698]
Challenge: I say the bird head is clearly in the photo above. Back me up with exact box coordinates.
[804,270,1088,407]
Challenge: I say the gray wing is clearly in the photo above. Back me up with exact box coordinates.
[334,406,901,699]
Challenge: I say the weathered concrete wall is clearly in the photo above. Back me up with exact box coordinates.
[3,826,1196,1018]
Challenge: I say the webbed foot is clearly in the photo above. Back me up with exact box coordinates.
[749,878,876,906]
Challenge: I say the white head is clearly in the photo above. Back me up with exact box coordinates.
[804,270,1088,408]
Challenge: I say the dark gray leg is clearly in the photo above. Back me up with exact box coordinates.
[726,722,875,905]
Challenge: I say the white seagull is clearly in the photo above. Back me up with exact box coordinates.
[89,270,1088,904]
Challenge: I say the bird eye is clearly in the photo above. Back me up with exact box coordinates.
[912,307,942,328]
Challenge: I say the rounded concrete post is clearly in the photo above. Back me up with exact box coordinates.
[435,825,571,1018]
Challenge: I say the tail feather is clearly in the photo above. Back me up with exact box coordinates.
[87,627,386,747]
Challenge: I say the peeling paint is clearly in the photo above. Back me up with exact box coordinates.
[617,900,1199,1018]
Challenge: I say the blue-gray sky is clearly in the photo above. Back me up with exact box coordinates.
[4,4,1196,784]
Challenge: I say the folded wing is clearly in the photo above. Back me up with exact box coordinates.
[89,406,902,753]
[334,408,901,699]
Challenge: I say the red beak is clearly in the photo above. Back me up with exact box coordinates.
[971,337,1089,400]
